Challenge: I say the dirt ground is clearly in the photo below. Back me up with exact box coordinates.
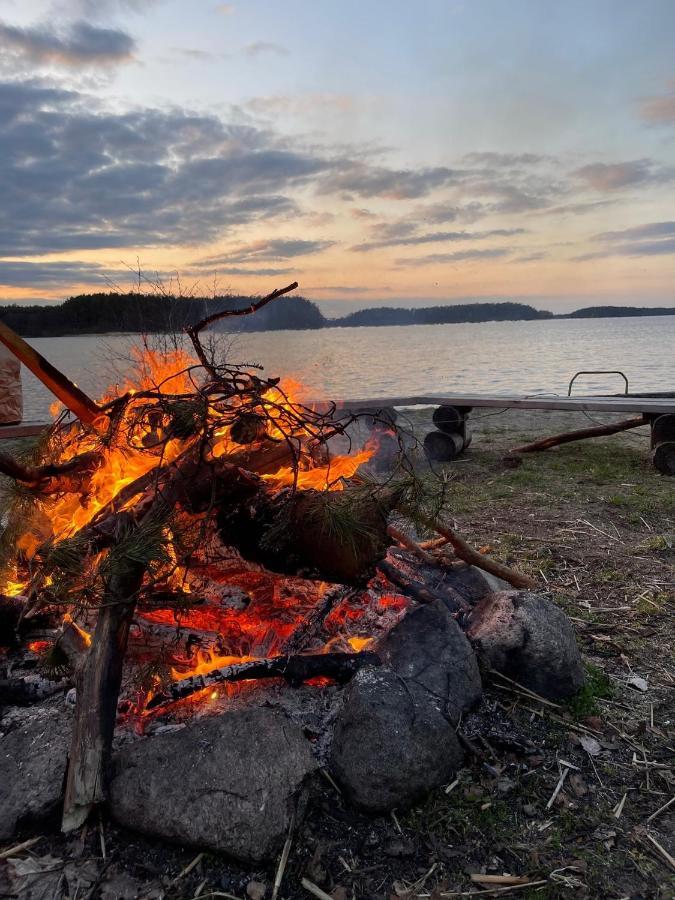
[1,409,673,900]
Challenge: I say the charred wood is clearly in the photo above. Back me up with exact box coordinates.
[146,650,381,710]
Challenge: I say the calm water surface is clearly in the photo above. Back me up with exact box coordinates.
[19,316,675,422]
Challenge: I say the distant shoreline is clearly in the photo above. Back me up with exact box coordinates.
[0,293,673,337]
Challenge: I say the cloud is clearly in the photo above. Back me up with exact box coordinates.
[189,265,293,276]
[214,3,234,13]
[246,94,356,117]
[172,47,217,61]
[575,220,675,260]
[0,260,128,288]
[639,80,675,125]
[395,248,511,267]
[573,159,675,192]
[244,41,289,57]
[194,238,334,266]
[318,162,459,200]
[414,201,485,225]
[352,227,526,252]
[0,19,135,67]
[350,208,377,219]
[461,151,549,168]
[0,80,328,256]
[595,221,675,242]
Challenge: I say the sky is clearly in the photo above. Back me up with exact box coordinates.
[0,0,674,313]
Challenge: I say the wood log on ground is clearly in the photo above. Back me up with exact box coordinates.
[508,415,647,454]
[424,430,465,462]
[145,650,381,710]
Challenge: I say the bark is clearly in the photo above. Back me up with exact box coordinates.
[509,415,647,454]
[61,560,146,832]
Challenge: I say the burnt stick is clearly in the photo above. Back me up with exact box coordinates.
[145,650,381,710]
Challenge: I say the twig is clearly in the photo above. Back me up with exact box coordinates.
[646,795,675,824]
[0,836,42,859]
[387,524,438,566]
[645,833,675,872]
[414,514,536,590]
[271,811,295,900]
[185,282,298,373]
[613,792,628,819]
[301,878,335,900]
[440,882,548,897]
[546,765,571,809]
[170,853,204,885]
[470,876,534,886]
[488,669,563,709]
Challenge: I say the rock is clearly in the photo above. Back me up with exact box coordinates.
[380,599,482,723]
[466,590,585,701]
[246,881,267,900]
[109,707,316,863]
[330,667,464,812]
[441,564,512,603]
[0,706,72,841]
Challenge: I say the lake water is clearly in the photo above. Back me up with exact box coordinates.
[17,316,675,422]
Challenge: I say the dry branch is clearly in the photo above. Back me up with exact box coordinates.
[415,515,537,590]
[185,282,298,373]
[509,415,647,454]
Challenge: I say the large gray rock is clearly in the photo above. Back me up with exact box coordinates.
[466,590,585,701]
[109,707,317,863]
[380,599,482,723]
[0,707,72,840]
[330,668,464,812]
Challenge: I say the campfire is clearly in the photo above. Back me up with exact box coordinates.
[0,284,584,859]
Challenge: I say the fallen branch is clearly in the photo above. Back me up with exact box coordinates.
[415,515,537,590]
[509,415,647,454]
[145,650,381,710]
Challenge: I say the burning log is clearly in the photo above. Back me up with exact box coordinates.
[508,415,648,455]
[217,484,396,583]
[145,650,381,711]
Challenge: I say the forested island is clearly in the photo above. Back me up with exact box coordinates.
[0,293,673,337]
